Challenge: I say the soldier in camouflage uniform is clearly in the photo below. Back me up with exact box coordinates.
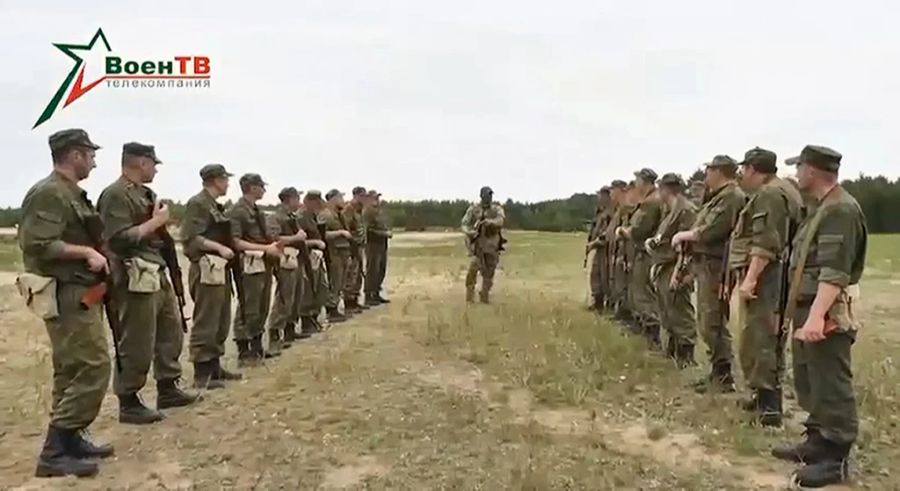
[180,164,243,389]
[647,173,697,366]
[18,129,112,478]
[606,181,631,322]
[228,173,282,366]
[342,187,369,314]
[585,187,612,312]
[98,143,197,425]
[364,190,393,305]
[672,155,746,393]
[617,169,664,347]
[297,191,330,333]
[729,148,802,427]
[771,146,867,488]
[461,186,506,304]
[320,189,353,323]
[265,187,309,354]
[689,180,707,207]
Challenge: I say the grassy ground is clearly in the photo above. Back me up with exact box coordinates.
[0,231,898,489]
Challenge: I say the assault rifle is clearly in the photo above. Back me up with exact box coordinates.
[78,211,123,372]
[144,193,189,333]
[211,208,246,325]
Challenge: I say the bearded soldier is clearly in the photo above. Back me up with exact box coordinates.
[98,143,197,425]
[771,146,866,488]
[461,186,506,304]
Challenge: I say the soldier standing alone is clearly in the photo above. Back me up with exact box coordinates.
[730,148,802,426]
[585,187,612,312]
[673,155,746,393]
[18,129,113,477]
[771,145,866,488]
[180,164,243,389]
[98,143,197,425]
[461,186,506,304]
[364,190,392,305]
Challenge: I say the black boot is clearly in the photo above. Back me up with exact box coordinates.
[665,338,676,358]
[327,307,347,323]
[756,389,782,427]
[592,295,604,313]
[739,390,759,412]
[68,429,114,459]
[793,446,851,488]
[157,379,199,409]
[772,428,832,463]
[479,290,490,304]
[374,293,391,304]
[283,323,298,347]
[696,362,736,393]
[193,361,226,390]
[34,426,99,478]
[644,323,662,351]
[118,393,165,425]
[675,344,696,368]
[299,316,317,337]
[212,358,242,381]
[311,316,326,332]
[345,297,363,314]
[252,335,277,359]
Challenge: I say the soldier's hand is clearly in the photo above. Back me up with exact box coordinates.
[217,244,235,260]
[152,201,171,226]
[386,231,393,239]
[671,230,692,247]
[264,243,283,257]
[738,278,758,300]
[794,315,827,343]
[644,238,657,251]
[309,239,326,250]
[340,230,352,239]
[294,230,308,242]
[86,249,109,274]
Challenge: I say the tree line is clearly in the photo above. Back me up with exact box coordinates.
[1,174,899,233]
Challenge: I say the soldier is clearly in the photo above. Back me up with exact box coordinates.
[617,168,664,347]
[297,191,330,333]
[585,187,613,312]
[729,148,802,427]
[320,189,353,323]
[672,155,746,393]
[606,180,631,323]
[228,173,282,366]
[97,143,197,425]
[461,186,506,304]
[18,129,112,478]
[265,187,309,354]
[689,180,707,207]
[647,173,697,366]
[180,164,243,389]
[364,190,393,305]
[771,146,866,488]
[342,187,369,314]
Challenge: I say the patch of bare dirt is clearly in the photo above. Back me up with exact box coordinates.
[321,456,388,489]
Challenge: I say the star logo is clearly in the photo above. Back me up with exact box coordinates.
[33,28,112,129]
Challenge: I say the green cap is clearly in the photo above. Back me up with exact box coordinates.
[305,189,323,200]
[598,186,611,194]
[122,142,161,164]
[325,188,343,200]
[634,168,658,183]
[48,128,101,153]
[199,164,233,180]
[480,186,494,195]
[659,172,685,188]
[239,173,267,188]
[352,186,367,196]
[367,189,381,197]
[610,180,627,189]
[787,145,842,172]
[739,147,777,173]
[278,187,300,200]
[706,155,738,169]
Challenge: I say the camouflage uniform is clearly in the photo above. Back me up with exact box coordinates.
[297,202,330,324]
[626,172,664,344]
[461,200,506,303]
[265,202,304,352]
[773,146,866,487]
[730,149,802,421]
[98,171,185,402]
[587,202,613,309]
[650,189,697,360]
[341,199,367,310]
[609,203,634,320]
[18,129,110,477]
[690,177,746,384]
[228,196,274,358]
[319,203,351,313]
[364,194,391,303]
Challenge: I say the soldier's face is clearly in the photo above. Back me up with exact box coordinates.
[139,158,159,183]
[480,191,492,204]
[305,198,323,212]
[285,196,301,211]
[610,188,623,203]
[72,148,97,180]
[211,176,229,195]
[797,163,813,191]
[252,184,266,200]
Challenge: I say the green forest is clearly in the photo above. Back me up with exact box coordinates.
[1,174,899,233]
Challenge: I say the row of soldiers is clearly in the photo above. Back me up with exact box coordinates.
[584,146,867,488]
[16,129,393,478]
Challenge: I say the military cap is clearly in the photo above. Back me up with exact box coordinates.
[480,186,494,195]
[48,128,101,153]
[199,163,233,180]
[239,173,267,188]
[352,186,367,196]
[634,168,658,183]
[739,147,777,173]
[706,155,738,169]
[305,189,323,200]
[610,180,627,189]
[325,188,343,200]
[598,186,611,194]
[626,180,636,189]
[659,172,685,188]
[122,142,161,164]
[368,189,382,197]
[784,156,801,166]
[278,186,301,200]
[787,145,842,172]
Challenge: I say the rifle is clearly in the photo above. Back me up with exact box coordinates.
[79,212,123,373]
[211,207,246,325]
[776,206,798,334]
[671,242,693,289]
[144,192,189,333]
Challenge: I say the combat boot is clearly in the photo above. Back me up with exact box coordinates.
[157,379,199,410]
[644,323,662,351]
[193,361,226,390]
[466,288,475,303]
[675,344,696,368]
[374,293,391,304]
[300,316,318,336]
[695,362,736,394]
[739,390,759,412]
[327,307,347,324]
[267,330,284,356]
[479,290,490,304]
[793,445,851,488]
[345,297,363,314]
[252,335,278,359]
[756,389,782,427]
[212,358,242,381]
[118,393,165,425]
[69,429,114,459]
[772,429,831,463]
[592,295,605,313]
[34,425,99,478]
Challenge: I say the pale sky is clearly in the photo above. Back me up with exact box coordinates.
[1,0,897,207]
